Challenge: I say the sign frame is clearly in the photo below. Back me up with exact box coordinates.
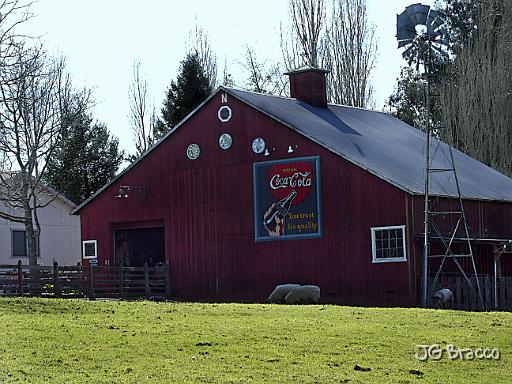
[253,155,322,242]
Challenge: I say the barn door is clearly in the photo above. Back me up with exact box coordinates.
[114,227,165,267]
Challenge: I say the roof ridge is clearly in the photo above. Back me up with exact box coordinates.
[223,86,390,115]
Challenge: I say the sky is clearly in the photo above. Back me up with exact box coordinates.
[19,0,434,156]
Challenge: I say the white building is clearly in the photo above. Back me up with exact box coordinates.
[0,193,80,266]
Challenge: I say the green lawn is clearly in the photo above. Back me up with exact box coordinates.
[0,298,510,383]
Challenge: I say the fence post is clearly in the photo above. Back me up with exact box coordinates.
[53,261,61,298]
[119,266,124,298]
[164,263,171,298]
[144,262,151,298]
[17,260,23,296]
[484,275,491,311]
[88,264,96,300]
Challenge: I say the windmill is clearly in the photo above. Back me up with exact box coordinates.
[396,3,483,310]
[397,4,449,70]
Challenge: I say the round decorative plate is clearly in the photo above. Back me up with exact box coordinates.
[252,137,266,154]
[186,143,200,160]
[219,133,232,150]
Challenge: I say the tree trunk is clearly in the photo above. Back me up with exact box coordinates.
[23,179,40,293]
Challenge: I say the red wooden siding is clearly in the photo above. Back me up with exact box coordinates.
[410,196,512,288]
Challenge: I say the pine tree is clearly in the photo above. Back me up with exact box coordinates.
[45,111,124,204]
[386,67,443,134]
[155,52,213,138]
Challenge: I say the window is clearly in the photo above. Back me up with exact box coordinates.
[371,225,407,263]
[82,240,98,259]
[12,230,39,258]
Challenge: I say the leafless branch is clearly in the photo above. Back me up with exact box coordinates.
[129,60,154,158]
[241,43,287,95]
[187,20,218,89]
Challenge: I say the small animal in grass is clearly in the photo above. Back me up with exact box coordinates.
[432,288,453,308]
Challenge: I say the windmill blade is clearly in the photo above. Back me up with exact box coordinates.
[431,44,450,57]
[436,27,449,39]
[427,27,443,38]
[427,11,445,36]
[396,27,416,41]
[435,38,450,47]
[426,9,439,23]
[405,3,429,25]
[429,15,444,30]
[402,44,416,61]
[397,12,417,40]
[398,39,414,48]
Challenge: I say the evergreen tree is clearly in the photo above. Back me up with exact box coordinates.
[155,52,212,138]
[45,111,124,204]
[436,0,478,53]
[386,67,443,134]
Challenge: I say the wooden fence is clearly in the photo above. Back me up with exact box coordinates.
[87,264,170,299]
[428,275,512,311]
[1,263,510,310]
[0,262,170,300]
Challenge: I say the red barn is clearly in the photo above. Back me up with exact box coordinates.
[74,68,512,307]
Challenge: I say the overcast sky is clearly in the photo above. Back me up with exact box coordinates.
[20,0,434,155]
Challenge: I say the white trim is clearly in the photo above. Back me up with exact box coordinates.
[217,105,232,122]
[371,225,407,263]
[82,240,98,259]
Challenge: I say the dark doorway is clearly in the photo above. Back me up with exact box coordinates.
[114,227,165,267]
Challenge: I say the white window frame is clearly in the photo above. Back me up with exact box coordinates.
[82,240,98,259]
[371,225,407,263]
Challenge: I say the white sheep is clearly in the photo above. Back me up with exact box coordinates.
[284,285,321,304]
[267,284,301,303]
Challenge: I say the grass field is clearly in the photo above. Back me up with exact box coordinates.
[0,298,510,383]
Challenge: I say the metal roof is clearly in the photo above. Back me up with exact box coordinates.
[226,87,512,202]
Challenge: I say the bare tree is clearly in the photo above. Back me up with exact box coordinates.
[187,21,218,89]
[128,61,155,160]
[0,43,87,272]
[0,0,33,57]
[241,44,287,95]
[323,0,377,107]
[221,58,235,87]
[280,0,377,108]
[281,0,326,70]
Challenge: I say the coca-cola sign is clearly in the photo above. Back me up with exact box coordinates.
[253,156,322,242]
[268,161,313,205]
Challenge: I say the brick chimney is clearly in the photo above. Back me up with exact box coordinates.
[284,66,330,108]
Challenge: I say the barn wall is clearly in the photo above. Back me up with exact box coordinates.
[410,196,512,286]
[79,91,423,306]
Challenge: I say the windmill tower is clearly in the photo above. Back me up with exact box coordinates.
[396,3,484,309]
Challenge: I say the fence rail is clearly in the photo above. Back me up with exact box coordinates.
[0,261,170,300]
